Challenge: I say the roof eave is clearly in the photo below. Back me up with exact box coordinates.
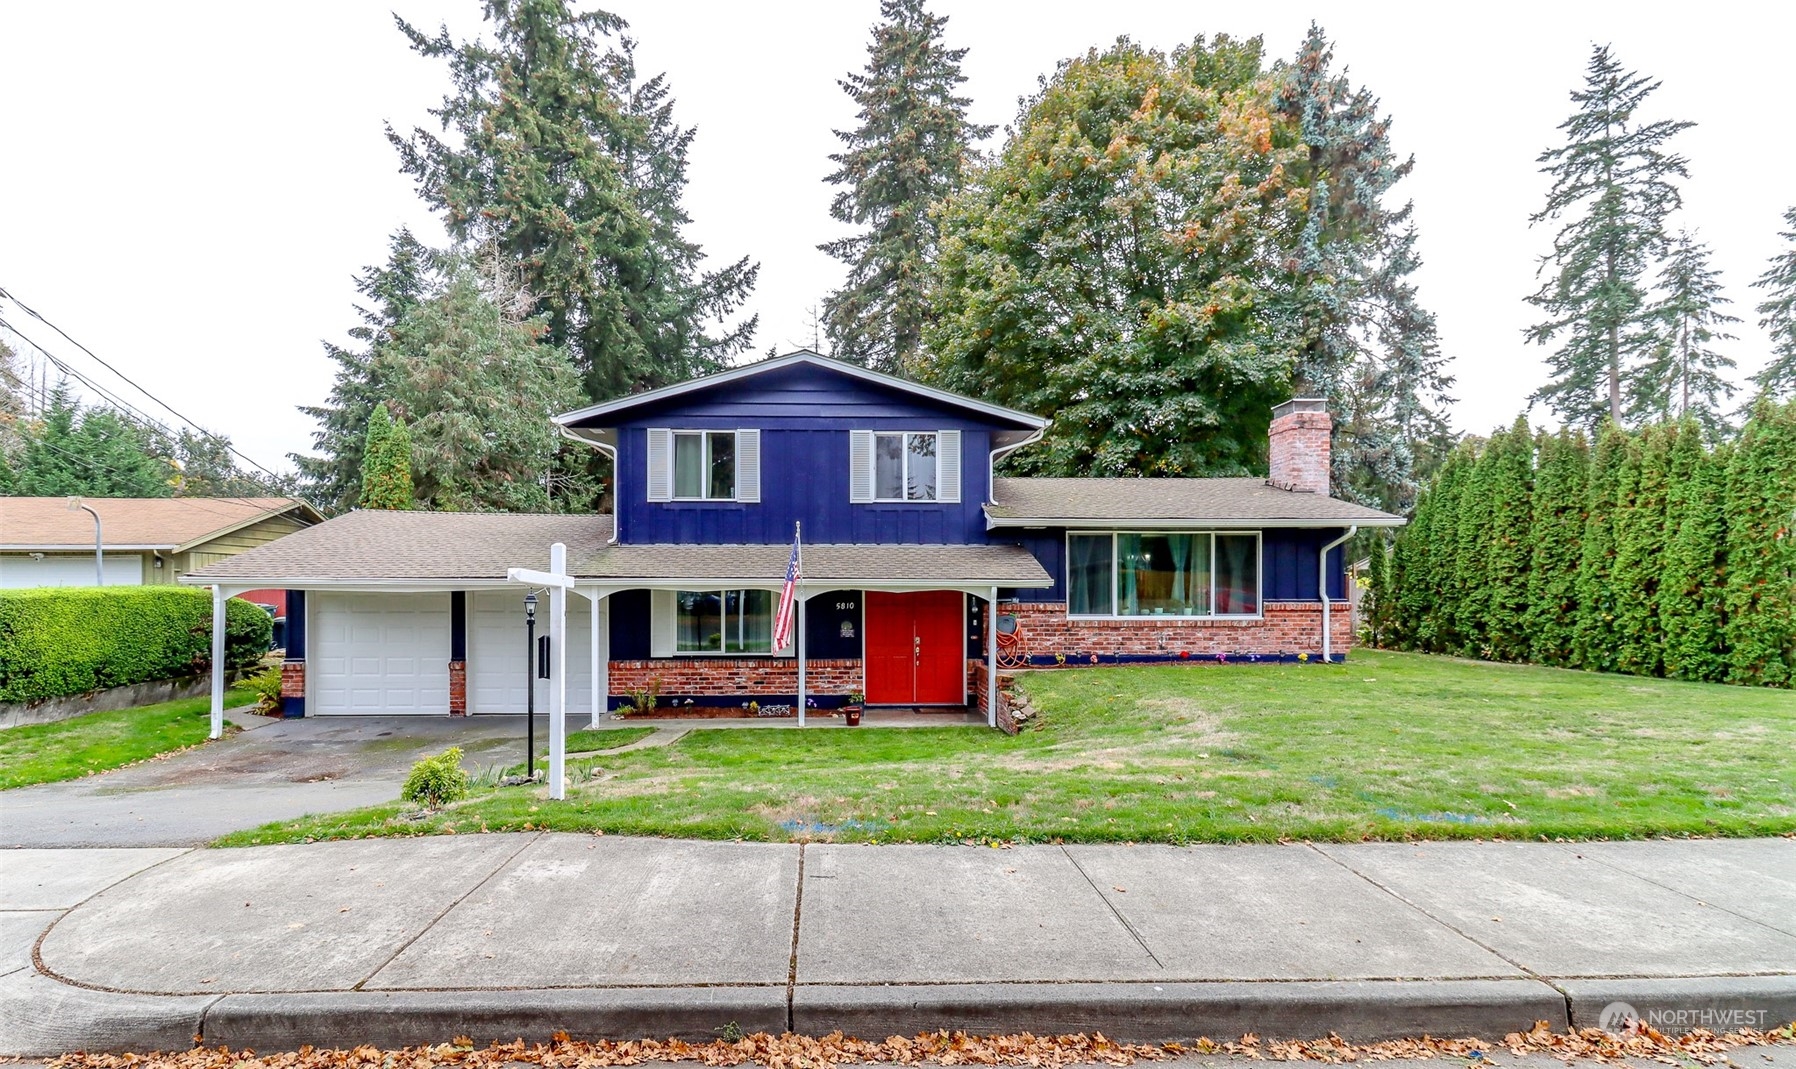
[983,514,1407,530]
[171,501,324,554]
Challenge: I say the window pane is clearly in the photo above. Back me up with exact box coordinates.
[729,589,774,653]
[1215,535,1259,615]
[1118,534,1209,616]
[708,432,735,499]
[906,433,937,500]
[673,434,703,498]
[1068,535,1113,616]
[874,434,904,499]
[676,591,722,652]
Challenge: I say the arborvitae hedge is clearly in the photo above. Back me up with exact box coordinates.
[1377,401,1796,688]
[0,587,273,703]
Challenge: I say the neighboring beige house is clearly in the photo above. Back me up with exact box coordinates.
[0,497,322,588]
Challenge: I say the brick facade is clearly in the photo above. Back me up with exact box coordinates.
[608,658,862,708]
[448,660,467,717]
[1268,402,1332,495]
[997,599,1352,662]
[279,659,305,719]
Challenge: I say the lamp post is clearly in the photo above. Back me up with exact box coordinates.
[67,497,102,586]
[524,591,537,779]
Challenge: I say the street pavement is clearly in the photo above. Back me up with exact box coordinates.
[1,834,1791,1054]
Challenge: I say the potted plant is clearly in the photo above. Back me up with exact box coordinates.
[842,689,864,726]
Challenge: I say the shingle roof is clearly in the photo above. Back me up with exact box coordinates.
[984,478,1404,527]
[0,497,318,550]
[181,510,1051,587]
[184,511,615,581]
[579,542,1051,586]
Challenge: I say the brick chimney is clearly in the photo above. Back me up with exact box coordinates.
[1268,399,1331,494]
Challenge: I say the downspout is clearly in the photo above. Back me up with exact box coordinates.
[986,424,1047,505]
[1318,525,1357,665]
[559,426,620,545]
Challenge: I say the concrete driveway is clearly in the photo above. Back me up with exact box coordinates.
[0,714,575,847]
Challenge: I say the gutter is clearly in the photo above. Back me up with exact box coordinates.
[1318,525,1357,665]
[559,426,621,545]
[985,424,1048,505]
[983,515,1405,531]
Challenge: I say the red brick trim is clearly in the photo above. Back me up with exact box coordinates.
[999,600,1352,659]
[609,659,862,705]
[448,660,467,717]
[279,660,305,698]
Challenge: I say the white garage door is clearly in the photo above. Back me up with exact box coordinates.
[467,591,596,714]
[1,553,142,588]
[311,593,451,715]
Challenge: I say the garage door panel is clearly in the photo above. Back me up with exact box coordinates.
[312,593,451,715]
[467,591,594,714]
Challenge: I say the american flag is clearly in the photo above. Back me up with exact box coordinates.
[773,522,802,651]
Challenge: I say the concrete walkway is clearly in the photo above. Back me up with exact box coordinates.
[1,835,1792,1055]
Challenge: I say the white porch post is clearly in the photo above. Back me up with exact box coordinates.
[796,593,807,727]
[590,591,605,728]
[209,584,227,739]
[548,543,568,800]
[987,586,999,728]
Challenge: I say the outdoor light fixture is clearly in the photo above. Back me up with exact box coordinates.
[66,496,102,586]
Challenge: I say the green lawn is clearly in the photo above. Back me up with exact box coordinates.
[563,726,657,753]
[218,650,1796,847]
[1,688,258,790]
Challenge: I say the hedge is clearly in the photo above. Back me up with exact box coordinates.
[0,587,273,704]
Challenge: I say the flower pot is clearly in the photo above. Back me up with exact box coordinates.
[844,706,863,726]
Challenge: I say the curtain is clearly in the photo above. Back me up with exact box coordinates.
[1215,536,1258,614]
[1068,535,1113,615]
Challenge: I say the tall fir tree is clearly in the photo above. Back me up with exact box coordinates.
[1362,536,1393,648]
[390,0,756,404]
[821,0,991,374]
[1633,231,1738,431]
[1573,422,1630,671]
[1396,443,1474,653]
[1610,423,1671,675]
[11,385,171,498]
[1722,397,1796,686]
[1748,206,1796,400]
[1482,416,1537,662]
[1658,419,1729,682]
[1524,427,1591,667]
[1526,46,1692,428]
[1449,431,1500,657]
[358,402,415,510]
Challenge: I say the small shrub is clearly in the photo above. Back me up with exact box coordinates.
[401,747,470,808]
[245,667,283,713]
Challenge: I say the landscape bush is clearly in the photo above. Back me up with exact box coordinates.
[0,587,273,704]
[401,747,470,807]
[245,666,284,713]
[1371,398,1796,687]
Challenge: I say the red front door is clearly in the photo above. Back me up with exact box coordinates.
[864,591,965,705]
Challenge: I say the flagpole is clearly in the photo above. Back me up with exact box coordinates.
[794,521,806,728]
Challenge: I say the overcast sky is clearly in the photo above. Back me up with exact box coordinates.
[2,1,1791,477]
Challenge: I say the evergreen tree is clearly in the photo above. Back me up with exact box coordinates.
[1362,536,1392,647]
[1395,443,1473,653]
[1611,423,1672,675]
[1633,231,1738,431]
[1525,427,1592,667]
[12,386,171,497]
[1722,397,1796,686]
[390,0,757,404]
[1573,422,1630,671]
[921,35,1311,478]
[1450,431,1500,657]
[1749,206,1796,400]
[1482,416,1537,662]
[358,402,414,510]
[821,0,991,374]
[1526,46,1692,428]
[295,229,440,509]
[1658,419,1729,682]
[0,338,27,473]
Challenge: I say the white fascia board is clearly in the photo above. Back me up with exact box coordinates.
[553,351,1048,430]
[2,543,177,552]
[581,576,1054,590]
[984,515,1407,530]
[176,576,528,591]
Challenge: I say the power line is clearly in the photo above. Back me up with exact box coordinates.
[0,285,289,484]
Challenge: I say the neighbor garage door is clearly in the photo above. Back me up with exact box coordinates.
[467,591,594,714]
[311,593,451,715]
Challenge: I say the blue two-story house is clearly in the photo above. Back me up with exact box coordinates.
[188,352,1402,728]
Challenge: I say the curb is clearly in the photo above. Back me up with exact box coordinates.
[0,966,217,1056]
[1560,976,1796,1033]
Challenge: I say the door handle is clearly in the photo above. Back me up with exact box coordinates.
[914,634,921,664]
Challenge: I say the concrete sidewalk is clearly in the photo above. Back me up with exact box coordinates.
[1,835,1792,1054]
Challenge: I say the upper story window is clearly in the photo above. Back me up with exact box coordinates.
[850,429,960,504]
[1067,531,1260,618]
[674,431,735,500]
[645,428,760,503]
[875,432,937,501]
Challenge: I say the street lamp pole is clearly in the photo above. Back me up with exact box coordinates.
[524,592,537,779]
[67,497,102,585]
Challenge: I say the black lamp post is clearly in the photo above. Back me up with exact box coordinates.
[524,591,537,779]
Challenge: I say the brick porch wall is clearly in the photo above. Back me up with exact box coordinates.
[1000,600,1353,661]
[608,658,861,707]
[969,661,1018,735]
[448,660,467,717]
[279,659,306,718]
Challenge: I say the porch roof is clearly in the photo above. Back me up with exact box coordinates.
[984,477,1405,529]
[577,541,1052,588]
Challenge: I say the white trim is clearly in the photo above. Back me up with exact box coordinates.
[986,427,1046,504]
[869,431,943,503]
[988,514,1405,530]
[180,577,527,591]
[1064,530,1266,621]
[669,429,742,502]
[555,351,1048,431]
[3,543,176,552]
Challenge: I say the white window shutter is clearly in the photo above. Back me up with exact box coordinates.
[645,428,672,502]
[649,590,676,657]
[735,429,760,503]
[849,430,874,503]
[937,430,961,503]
